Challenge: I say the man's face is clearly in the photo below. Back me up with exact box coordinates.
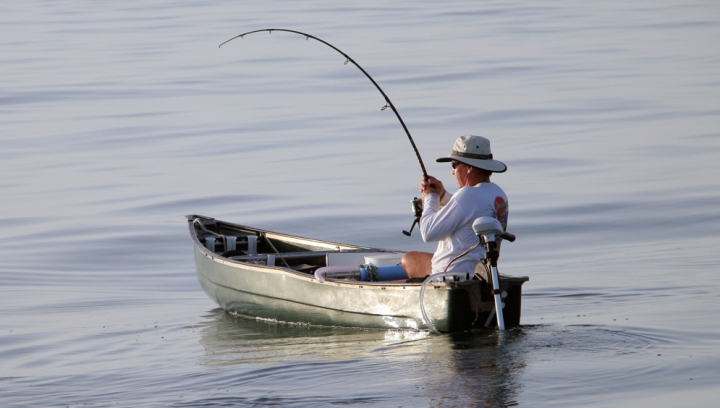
[452,161,470,187]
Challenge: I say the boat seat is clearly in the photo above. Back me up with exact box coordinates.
[228,251,332,262]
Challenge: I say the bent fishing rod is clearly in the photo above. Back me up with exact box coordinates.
[220,28,428,236]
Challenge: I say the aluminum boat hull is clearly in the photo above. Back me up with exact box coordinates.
[188,215,528,332]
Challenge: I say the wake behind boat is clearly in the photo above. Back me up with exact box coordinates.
[188,214,528,333]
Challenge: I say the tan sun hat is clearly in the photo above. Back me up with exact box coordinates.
[436,135,507,173]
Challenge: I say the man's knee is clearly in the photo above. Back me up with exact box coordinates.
[401,251,432,278]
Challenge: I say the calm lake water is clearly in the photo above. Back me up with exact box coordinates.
[2,1,720,406]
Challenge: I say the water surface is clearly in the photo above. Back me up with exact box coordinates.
[2,1,720,406]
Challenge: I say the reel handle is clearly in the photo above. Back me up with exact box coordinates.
[402,218,418,236]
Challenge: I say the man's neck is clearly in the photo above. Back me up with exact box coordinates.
[467,174,490,186]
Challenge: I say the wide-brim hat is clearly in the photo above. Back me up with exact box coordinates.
[436,135,507,173]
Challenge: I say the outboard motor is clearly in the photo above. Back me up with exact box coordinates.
[419,217,516,334]
[472,216,516,330]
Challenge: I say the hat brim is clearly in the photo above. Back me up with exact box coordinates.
[437,155,507,173]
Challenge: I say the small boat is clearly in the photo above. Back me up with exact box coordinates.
[187,214,528,333]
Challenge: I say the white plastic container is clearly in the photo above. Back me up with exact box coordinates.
[247,235,258,255]
[205,237,216,252]
[224,236,236,252]
[364,253,403,267]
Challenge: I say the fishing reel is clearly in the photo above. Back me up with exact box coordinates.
[402,197,423,236]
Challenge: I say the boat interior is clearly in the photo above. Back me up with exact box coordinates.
[190,215,397,275]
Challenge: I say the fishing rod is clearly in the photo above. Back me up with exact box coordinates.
[220,29,430,236]
[219,28,427,178]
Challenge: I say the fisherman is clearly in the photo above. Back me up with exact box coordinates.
[401,135,508,279]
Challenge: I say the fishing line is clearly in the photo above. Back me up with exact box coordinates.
[219,28,428,178]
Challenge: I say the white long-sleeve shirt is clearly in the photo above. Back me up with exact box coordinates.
[420,182,509,274]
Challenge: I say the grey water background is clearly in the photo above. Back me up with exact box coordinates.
[2,1,719,406]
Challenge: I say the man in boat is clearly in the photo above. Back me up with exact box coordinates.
[401,135,508,279]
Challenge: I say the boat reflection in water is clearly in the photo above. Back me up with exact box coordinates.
[438,330,526,406]
[195,309,526,406]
